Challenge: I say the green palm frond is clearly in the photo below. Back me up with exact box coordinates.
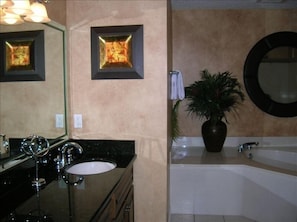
[185,69,245,123]
[171,100,181,141]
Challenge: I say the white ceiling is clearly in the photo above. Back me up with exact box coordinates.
[171,0,297,9]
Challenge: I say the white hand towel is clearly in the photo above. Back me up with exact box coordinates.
[170,70,185,100]
[177,71,185,100]
[170,73,177,100]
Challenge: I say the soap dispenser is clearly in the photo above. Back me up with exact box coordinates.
[0,134,10,159]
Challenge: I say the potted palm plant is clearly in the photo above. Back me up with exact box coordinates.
[185,69,245,152]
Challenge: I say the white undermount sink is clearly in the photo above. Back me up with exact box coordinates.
[66,161,116,175]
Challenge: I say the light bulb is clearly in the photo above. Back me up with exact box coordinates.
[24,2,50,23]
[0,11,23,25]
[6,0,32,16]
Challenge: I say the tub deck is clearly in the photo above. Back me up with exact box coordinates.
[171,146,297,176]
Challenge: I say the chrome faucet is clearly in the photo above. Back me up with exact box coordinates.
[55,142,83,170]
[0,134,10,158]
[238,142,259,152]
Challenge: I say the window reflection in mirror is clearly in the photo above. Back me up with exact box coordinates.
[0,21,67,163]
[258,47,297,104]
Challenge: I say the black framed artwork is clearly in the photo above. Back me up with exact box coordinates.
[0,30,45,82]
[91,25,144,79]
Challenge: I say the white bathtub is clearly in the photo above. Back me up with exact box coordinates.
[244,147,297,172]
[170,146,297,222]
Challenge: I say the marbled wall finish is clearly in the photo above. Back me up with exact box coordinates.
[46,0,66,26]
[172,9,297,137]
[66,1,169,221]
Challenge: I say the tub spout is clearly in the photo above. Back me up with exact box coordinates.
[238,142,259,152]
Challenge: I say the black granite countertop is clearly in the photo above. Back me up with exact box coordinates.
[0,139,136,222]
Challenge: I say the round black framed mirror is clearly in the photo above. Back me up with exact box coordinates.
[244,31,297,117]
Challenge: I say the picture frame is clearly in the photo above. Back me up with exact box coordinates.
[91,25,144,79]
[0,30,45,82]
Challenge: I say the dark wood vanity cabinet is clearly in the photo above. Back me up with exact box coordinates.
[113,185,134,222]
[94,165,134,222]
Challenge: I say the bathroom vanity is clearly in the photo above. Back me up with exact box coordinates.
[0,139,136,222]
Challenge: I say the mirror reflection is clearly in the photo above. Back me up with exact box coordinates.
[259,47,297,104]
[244,31,297,117]
[0,21,67,161]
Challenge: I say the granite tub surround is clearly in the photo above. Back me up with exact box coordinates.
[0,139,136,221]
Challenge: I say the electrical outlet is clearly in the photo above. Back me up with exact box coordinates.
[55,114,64,128]
[74,114,83,128]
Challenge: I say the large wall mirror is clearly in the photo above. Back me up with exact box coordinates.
[0,21,67,161]
[244,31,297,117]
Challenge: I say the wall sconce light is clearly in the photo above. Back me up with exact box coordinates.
[0,0,51,25]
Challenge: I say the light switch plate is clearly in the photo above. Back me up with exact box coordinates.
[55,114,64,128]
[74,114,83,128]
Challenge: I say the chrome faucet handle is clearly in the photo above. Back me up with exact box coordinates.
[238,142,259,152]
[244,142,259,150]
[238,144,244,152]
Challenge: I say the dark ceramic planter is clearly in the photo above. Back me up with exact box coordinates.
[201,120,227,152]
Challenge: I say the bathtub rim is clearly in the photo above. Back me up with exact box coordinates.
[171,146,297,177]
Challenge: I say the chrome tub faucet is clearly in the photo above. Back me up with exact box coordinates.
[238,142,259,152]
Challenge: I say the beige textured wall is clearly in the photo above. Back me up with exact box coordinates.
[172,9,297,137]
[46,0,66,26]
[66,1,169,221]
